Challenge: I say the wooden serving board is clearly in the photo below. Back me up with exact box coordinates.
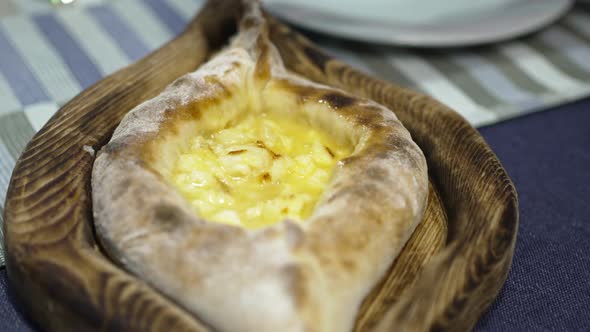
[2,1,518,331]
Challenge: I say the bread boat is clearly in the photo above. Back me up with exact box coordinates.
[91,2,428,331]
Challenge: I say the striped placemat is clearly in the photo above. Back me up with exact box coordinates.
[2,1,590,266]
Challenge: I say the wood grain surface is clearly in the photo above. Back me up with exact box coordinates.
[267,17,518,331]
[2,1,517,331]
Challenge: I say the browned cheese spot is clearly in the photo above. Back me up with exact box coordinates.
[260,172,272,183]
[215,176,231,193]
[228,149,247,155]
[324,145,335,157]
[256,140,281,159]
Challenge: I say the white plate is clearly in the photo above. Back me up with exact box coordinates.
[263,0,573,47]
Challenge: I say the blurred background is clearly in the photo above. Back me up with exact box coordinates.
[0,1,589,331]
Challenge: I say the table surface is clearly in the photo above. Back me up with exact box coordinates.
[1,1,590,330]
[1,96,589,331]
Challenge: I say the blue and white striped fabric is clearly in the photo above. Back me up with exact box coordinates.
[2,1,590,266]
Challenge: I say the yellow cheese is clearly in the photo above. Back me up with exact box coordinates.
[169,113,351,229]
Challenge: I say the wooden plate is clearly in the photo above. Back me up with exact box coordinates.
[2,1,518,331]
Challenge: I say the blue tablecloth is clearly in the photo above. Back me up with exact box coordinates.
[2,98,589,331]
[474,98,590,331]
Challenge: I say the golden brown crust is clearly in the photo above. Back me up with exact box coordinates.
[91,2,428,331]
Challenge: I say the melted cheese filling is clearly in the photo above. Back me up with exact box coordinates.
[170,113,351,229]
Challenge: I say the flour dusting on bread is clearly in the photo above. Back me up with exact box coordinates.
[92,1,428,331]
